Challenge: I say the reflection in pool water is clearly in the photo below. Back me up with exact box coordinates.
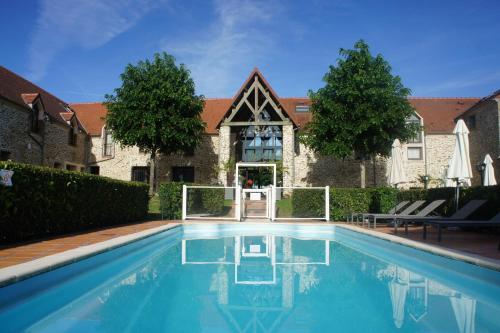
[0,227,499,333]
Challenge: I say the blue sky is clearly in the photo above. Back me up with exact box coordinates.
[1,0,500,102]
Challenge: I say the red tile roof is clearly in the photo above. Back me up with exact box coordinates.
[0,66,84,129]
[72,96,479,136]
[454,89,500,120]
[71,102,108,136]
[408,97,480,133]
[20,93,40,105]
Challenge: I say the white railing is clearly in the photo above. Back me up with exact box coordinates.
[182,185,241,221]
[181,184,329,222]
[270,186,329,221]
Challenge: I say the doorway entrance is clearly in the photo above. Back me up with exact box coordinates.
[236,163,276,220]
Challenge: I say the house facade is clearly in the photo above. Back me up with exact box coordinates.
[456,90,500,185]
[0,66,87,170]
[2,65,495,189]
[71,69,480,189]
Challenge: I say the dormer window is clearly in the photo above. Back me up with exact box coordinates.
[295,105,310,112]
[31,102,41,133]
[68,121,77,146]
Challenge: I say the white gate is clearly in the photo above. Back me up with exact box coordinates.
[181,184,329,222]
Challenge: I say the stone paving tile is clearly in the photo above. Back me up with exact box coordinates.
[0,220,173,268]
[352,223,500,260]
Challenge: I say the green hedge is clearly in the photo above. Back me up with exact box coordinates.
[399,186,500,219]
[158,183,225,219]
[158,182,184,219]
[0,161,149,244]
[291,189,326,217]
[291,187,398,221]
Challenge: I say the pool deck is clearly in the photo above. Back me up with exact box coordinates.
[0,220,499,269]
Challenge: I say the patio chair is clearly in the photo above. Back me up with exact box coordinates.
[348,200,410,224]
[422,207,497,242]
[362,200,427,228]
[369,200,447,229]
[396,199,487,240]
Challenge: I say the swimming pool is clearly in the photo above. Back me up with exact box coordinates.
[0,223,499,332]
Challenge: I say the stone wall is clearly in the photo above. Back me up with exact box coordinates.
[44,122,87,169]
[282,124,295,187]
[88,136,150,181]
[217,125,231,185]
[423,134,456,187]
[157,134,220,184]
[0,99,42,164]
[466,100,500,185]
[0,97,86,168]
[293,140,387,188]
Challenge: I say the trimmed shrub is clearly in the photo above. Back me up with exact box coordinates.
[0,161,149,244]
[329,188,373,221]
[291,189,326,217]
[158,183,225,219]
[158,182,184,219]
[200,188,224,215]
[291,187,398,221]
[370,187,398,214]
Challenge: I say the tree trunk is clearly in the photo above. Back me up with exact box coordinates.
[360,159,366,188]
[372,155,377,187]
[149,151,156,196]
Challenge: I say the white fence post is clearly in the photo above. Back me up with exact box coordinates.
[271,186,276,221]
[182,185,187,221]
[236,186,241,222]
[325,186,330,222]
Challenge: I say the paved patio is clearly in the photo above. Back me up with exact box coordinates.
[0,220,499,268]
[364,223,500,260]
[0,220,173,268]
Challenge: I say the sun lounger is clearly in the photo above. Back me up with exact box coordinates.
[369,199,446,229]
[423,209,498,242]
[348,200,410,223]
[362,200,427,228]
[396,199,487,239]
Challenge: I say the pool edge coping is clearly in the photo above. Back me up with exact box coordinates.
[1,221,499,287]
[336,224,500,272]
[0,223,181,287]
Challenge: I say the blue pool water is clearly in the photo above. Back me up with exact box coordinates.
[1,224,499,332]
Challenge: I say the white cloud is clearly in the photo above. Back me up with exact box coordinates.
[165,0,285,97]
[416,71,500,95]
[27,0,161,81]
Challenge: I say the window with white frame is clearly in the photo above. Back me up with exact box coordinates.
[407,147,423,160]
[405,113,424,160]
[102,127,114,157]
[406,114,422,143]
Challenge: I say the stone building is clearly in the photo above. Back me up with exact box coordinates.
[2,65,495,189]
[456,90,500,186]
[70,68,481,189]
[0,66,87,170]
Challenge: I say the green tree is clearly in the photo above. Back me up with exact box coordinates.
[105,53,205,194]
[303,40,418,187]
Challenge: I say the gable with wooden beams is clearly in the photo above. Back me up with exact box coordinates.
[218,68,297,128]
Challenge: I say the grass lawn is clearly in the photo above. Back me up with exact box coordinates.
[148,195,161,215]
[276,198,292,217]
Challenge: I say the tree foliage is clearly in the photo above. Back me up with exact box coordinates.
[303,40,418,159]
[105,52,205,193]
